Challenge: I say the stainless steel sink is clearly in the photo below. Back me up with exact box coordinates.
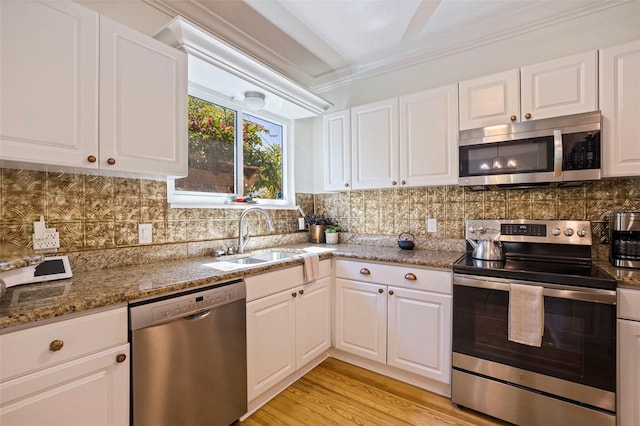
[225,250,297,265]
[250,251,297,262]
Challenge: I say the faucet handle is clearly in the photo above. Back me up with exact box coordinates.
[227,246,237,255]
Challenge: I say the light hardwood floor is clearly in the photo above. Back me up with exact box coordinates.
[242,357,509,425]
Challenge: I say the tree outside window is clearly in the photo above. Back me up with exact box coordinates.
[176,96,283,200]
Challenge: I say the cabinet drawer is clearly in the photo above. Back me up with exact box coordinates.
[335,259,452,294]
[618,288,640,321]
[246,265,304,302]
[0,306,127,382]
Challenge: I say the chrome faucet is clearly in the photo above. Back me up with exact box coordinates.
[237,207,275,254]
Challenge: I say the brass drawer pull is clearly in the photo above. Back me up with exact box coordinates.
[49,340,64,352]
[525,113,532,119]
[87,155,97,163]
[510,115,517,121]
[292,292,297,298]
[360,268,370,275]
[389,290,394,295]
[378,288,383,294]
[299,289,304,295]
[107,158,116,165]
[404,273,417,281]
[116,353,127,363]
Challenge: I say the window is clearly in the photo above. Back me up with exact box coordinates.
[168,90,291,207]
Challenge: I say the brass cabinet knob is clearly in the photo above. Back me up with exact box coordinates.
[525,113,532,119]
[389,290,394,295]
[299,289,304,295]
[87,155,97,163]
[404,273,417,281]
[510,115,517,121]
[49,340,64,352]
[107,158,116,165]
[360,268,370,275]
[292,292,297,298]
[116,353,127,363]
[392,181,397,186]
[344,183,349,188]
[378,288,384,294]
[401,180,406,185]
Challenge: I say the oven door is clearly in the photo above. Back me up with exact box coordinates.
[452,274,616,412]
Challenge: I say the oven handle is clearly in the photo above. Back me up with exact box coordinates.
[453,274,616,305]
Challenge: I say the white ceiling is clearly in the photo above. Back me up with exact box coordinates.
[145,0,621,91]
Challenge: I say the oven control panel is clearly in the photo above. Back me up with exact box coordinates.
[466,219,592,245]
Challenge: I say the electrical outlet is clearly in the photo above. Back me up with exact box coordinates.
[138,224,153,244]
[33,231,60,250]
[427,218,437,233]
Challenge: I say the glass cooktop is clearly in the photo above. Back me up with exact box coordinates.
[453,254,616,290]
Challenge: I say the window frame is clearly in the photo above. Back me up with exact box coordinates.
[168,85,294,209]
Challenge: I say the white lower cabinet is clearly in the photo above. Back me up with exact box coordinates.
[246,263,331,402]
[334,260,452,384]
[0,306,129,426]
[617,288,640,425]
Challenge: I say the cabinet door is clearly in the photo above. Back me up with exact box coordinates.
[387,287,451,383]
[296,277,331,367]
[246,289,296,402]
[458,69,519,130]
[618,319,640,425]
[323,110,351,190]
[520,50,598,121]
[334,278,387,363]
[0,344,129,426]
[600,40,640,177]
[99,16,188,177]
[351,99,399,189]
[399,85,458,186]
[0,0,99,169]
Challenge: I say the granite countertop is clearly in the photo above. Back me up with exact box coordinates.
[595,261,640,288]
[0,244,464,331]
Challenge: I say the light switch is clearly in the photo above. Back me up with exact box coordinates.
[427,218,437,233]
[138,224,153,244]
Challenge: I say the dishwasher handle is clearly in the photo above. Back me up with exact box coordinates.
[184,309,213,321]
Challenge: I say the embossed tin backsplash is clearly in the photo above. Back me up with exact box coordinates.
[1,168,638,262]
[0,169,312,253]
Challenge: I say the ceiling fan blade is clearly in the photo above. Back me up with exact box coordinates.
[401,0,441,42]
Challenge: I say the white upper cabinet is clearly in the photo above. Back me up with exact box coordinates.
[99,17,187,177]
[351,98,399,189]
[0,0,100,169]
[459,50,598,130]
[600,39,640,177]
[0,0,187,178]
[323,109,351,190]
[458,69,520,131]
[399,84,459,186]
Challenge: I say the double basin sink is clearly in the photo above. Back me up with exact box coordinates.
[224,250,298,266]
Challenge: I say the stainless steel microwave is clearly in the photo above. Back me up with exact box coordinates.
[458,111,601,187]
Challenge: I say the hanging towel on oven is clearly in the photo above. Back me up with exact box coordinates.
[508,283,544,347]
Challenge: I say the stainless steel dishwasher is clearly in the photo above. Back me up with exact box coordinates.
[129,279,247,426]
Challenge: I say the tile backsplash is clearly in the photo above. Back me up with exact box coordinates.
[0,168,308,253]
[312,177,640,246]
[1,168,638,262]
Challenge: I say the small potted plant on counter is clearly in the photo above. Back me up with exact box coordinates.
[324,224,344,245]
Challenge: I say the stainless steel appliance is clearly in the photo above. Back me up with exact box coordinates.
[129,280,247,426]
[459,111,601,187]
[452,219,616,426]
[610,211,640,268]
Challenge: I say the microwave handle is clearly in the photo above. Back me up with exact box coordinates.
[553,130,562,177]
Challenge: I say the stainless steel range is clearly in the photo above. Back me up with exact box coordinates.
[452,219,616,426]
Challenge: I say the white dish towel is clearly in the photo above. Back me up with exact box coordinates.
[508,283,544,347]
[296,252,319,283]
